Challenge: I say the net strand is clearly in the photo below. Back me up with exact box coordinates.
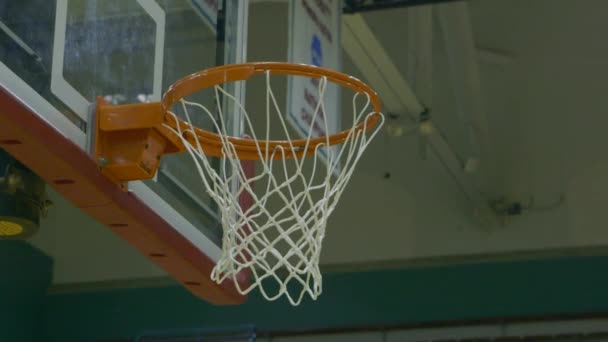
[162,73,384,306]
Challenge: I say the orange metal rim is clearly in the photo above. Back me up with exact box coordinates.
[161,62,383,159]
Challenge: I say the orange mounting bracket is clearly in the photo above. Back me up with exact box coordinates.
[93,97,184,187]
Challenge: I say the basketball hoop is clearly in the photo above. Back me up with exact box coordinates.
[94,62,384,305]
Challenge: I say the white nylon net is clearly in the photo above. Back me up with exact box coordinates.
[164,71,383,305]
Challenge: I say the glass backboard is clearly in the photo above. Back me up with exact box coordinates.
[0,0,248,304]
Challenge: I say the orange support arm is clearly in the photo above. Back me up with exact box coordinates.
[93,97,184,186]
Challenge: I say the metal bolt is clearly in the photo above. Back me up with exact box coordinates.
[98,156,108,167]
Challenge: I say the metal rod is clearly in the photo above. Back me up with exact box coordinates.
[0,20,42,62]
[344,0,462,13]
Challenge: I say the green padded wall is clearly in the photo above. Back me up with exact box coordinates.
[43,256,608,341]
[0,241,52,342]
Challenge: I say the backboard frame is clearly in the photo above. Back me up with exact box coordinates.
[0,0,250,305]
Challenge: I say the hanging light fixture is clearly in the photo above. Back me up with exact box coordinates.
[0,149,51,239]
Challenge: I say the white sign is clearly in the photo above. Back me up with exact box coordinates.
[288,0,342,172]
[190,0,219,33]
